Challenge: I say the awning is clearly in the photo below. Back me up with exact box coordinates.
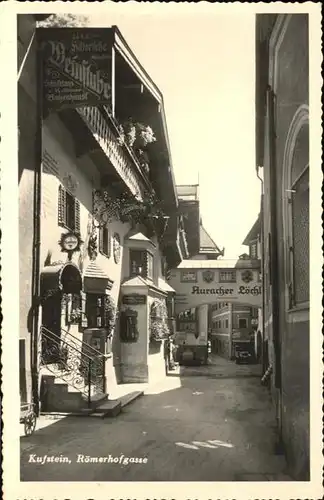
[83,261,114,293]
[40,262,82,295]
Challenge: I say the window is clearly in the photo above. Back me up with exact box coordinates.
[161,256,167,277]
[219,271,236,283]
[239,318,247,329]
[147,252,153,280]
[99,224,111,258]
[250,242,258,259]
[290,167,309,304]
[166,295,175,319]
[129,250,154,280]
[225,319,229,328]
[283,107,309,308]
[58,185,80,233]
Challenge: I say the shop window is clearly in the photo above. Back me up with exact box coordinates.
[99,224,111,258]
[219,271,236,283]
[129,249,154,280]
[86,294,115,329]
[86,294,105,328]
[58,185,80,233]
[239,318,247,329]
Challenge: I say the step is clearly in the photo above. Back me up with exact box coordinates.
[40,408,94,418]
[120,390,144,408]
[92,390,144,418]
[91,399,122,418]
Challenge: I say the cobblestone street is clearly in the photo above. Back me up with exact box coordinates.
[21,356,291,482]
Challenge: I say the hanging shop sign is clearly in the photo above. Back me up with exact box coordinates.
[39,28,113,112]
[122,294,147,305]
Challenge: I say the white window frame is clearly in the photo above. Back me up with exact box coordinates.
[282,105,309,313]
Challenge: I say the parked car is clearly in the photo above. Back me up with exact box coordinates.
[233,340,254,364]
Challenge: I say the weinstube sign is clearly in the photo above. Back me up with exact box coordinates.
[39,28,113,112]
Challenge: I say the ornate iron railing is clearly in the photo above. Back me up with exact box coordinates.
[40,326,105,408]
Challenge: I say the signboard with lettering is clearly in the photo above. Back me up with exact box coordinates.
[39,28,113,112]
[180,270,197,283]
[122,294,147,305]
[170,263,262,313]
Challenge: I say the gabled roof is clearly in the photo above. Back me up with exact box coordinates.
[199,224,223,256]
[127,231,151,242]
[242,215,261,245]
[121,276,148,288]
[84,261,110,280]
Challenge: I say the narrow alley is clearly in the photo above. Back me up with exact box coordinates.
[20,355,291,482]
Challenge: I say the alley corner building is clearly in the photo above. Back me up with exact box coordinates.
[256,14,309,480]
[19,18,188,412]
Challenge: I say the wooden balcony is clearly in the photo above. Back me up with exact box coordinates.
[76,106,149,200]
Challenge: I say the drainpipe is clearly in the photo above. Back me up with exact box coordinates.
[255,166,266,374]
[31,29,43,415]
[266,86,284,451]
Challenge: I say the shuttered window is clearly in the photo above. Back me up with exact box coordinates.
[99,224,111,258]
[58,185,80,234]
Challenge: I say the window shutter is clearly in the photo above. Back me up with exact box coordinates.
[58,185,66,226]
[74,198,80,234]
[99,226,104,254]
[80,291,88,328]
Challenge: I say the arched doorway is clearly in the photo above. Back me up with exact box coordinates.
[40,262,82,362]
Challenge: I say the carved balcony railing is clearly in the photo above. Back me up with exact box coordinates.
[77,106,148,201]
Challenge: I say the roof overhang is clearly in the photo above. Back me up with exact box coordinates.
[111,26,178,209]
[83,261,114,293]
[242,216,261,245]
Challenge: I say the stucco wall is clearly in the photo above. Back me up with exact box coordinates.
[18,15,38,403]
[261,14,309,480]
[274,15,309,480]
[41,114,133,390]
[41,114,131,307]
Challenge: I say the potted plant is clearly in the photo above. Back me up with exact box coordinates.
[149,300,170,342]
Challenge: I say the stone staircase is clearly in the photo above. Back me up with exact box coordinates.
[40,365,144,418]
[39,326,145,418]
[40,366,108,413]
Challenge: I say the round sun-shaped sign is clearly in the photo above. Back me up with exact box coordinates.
[59,232,82,253]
